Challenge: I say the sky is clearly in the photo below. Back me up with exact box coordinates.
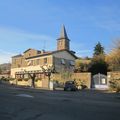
[0,0,120,64]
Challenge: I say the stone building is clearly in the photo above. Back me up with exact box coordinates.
[11,25,77,88]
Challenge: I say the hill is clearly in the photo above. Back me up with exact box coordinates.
[0,63,11,74]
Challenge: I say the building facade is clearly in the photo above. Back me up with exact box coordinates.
[11,25,77,88]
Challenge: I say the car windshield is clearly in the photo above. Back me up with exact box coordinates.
[66,81,74,84]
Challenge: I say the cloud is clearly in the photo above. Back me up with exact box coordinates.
[0,27,54,64]
[0,49,16,64]
[0,27,55,64]
[87,5,120,32]
[0,26,54,42]
[94,20,120,31]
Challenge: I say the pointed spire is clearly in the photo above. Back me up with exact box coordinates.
[59,24,69,39]
[57,25,70,51]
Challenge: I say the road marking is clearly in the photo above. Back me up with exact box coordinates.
[16,94,34,98]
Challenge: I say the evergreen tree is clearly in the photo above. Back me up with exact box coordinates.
[89,42,108,75]
[93,42,104,56]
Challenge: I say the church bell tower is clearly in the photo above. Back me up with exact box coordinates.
[57,25,70,51]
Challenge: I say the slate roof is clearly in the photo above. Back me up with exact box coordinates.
[12,54,23,58]
[26,49,77,60]
[57,25,70,41]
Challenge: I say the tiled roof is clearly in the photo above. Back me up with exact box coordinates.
[23,48,40,53]
[26,49,77,60]
[12,54,22,58]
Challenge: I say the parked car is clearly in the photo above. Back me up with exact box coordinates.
[64,81,78,91]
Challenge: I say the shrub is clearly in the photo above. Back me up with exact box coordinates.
[24,78,29,81]
[109,79,120,92]
[17,78,23,81]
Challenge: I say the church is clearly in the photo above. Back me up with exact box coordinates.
[11,25,77,88]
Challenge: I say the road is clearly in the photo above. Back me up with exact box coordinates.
[0,84,120,120]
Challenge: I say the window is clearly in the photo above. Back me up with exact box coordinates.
[27,61,31,66]
[27,60,34,66]
[13,59,16,64]
[59,41,62,46]
[36,59,40,65]
[21,58,23,64]
[44,58,47,64]
[31,60,34,66]
[29,53,31,57]
[24,74,28,79]
[61,59,65,64]
[70,61,75,66]
[18,64,21,68]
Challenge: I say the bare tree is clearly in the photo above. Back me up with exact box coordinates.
[41,65,55,89]
[27,73,36,88]
[23,70,36,88]
[106,39,120,71]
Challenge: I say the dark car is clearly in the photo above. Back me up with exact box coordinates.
[64,81,78,91]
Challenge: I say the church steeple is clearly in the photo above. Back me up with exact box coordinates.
[57,25,70,51]
[59,25,68,39]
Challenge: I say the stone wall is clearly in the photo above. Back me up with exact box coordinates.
[53,72,91,89]
[6,72,91,89]
[107,71,120,85]
[107,71,120,80]
[9,79,43,88]
[72,73,91,89]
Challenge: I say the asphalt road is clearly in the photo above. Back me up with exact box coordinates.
[0,84,120,120]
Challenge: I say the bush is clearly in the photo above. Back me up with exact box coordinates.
[24,78,29,81]
[7,78,15,81]
[109,80,120,93]
[81,84,87,90]
[17,78,23,81]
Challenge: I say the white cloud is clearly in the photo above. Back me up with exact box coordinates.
[0,26,54,42]
[0,49,16,64]
[0,27,55,64]
[87,6,120,32]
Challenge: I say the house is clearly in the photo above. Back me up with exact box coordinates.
[11,25,77,88]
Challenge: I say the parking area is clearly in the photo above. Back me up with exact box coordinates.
[0,84,120,120]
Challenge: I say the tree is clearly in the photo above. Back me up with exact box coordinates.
[28,73,36,88]
[88,55,108,75]
[105,39,120,92]
[74,59,91,72]
[41,65,55,89]
[0,67,2,74]
[23,65,55,89]
[106,39,120,71]
[23,70,36,88]
[93,42,104,56]
[89,42,108,75]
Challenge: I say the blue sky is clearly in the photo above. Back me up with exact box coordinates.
[0,0,120,63]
